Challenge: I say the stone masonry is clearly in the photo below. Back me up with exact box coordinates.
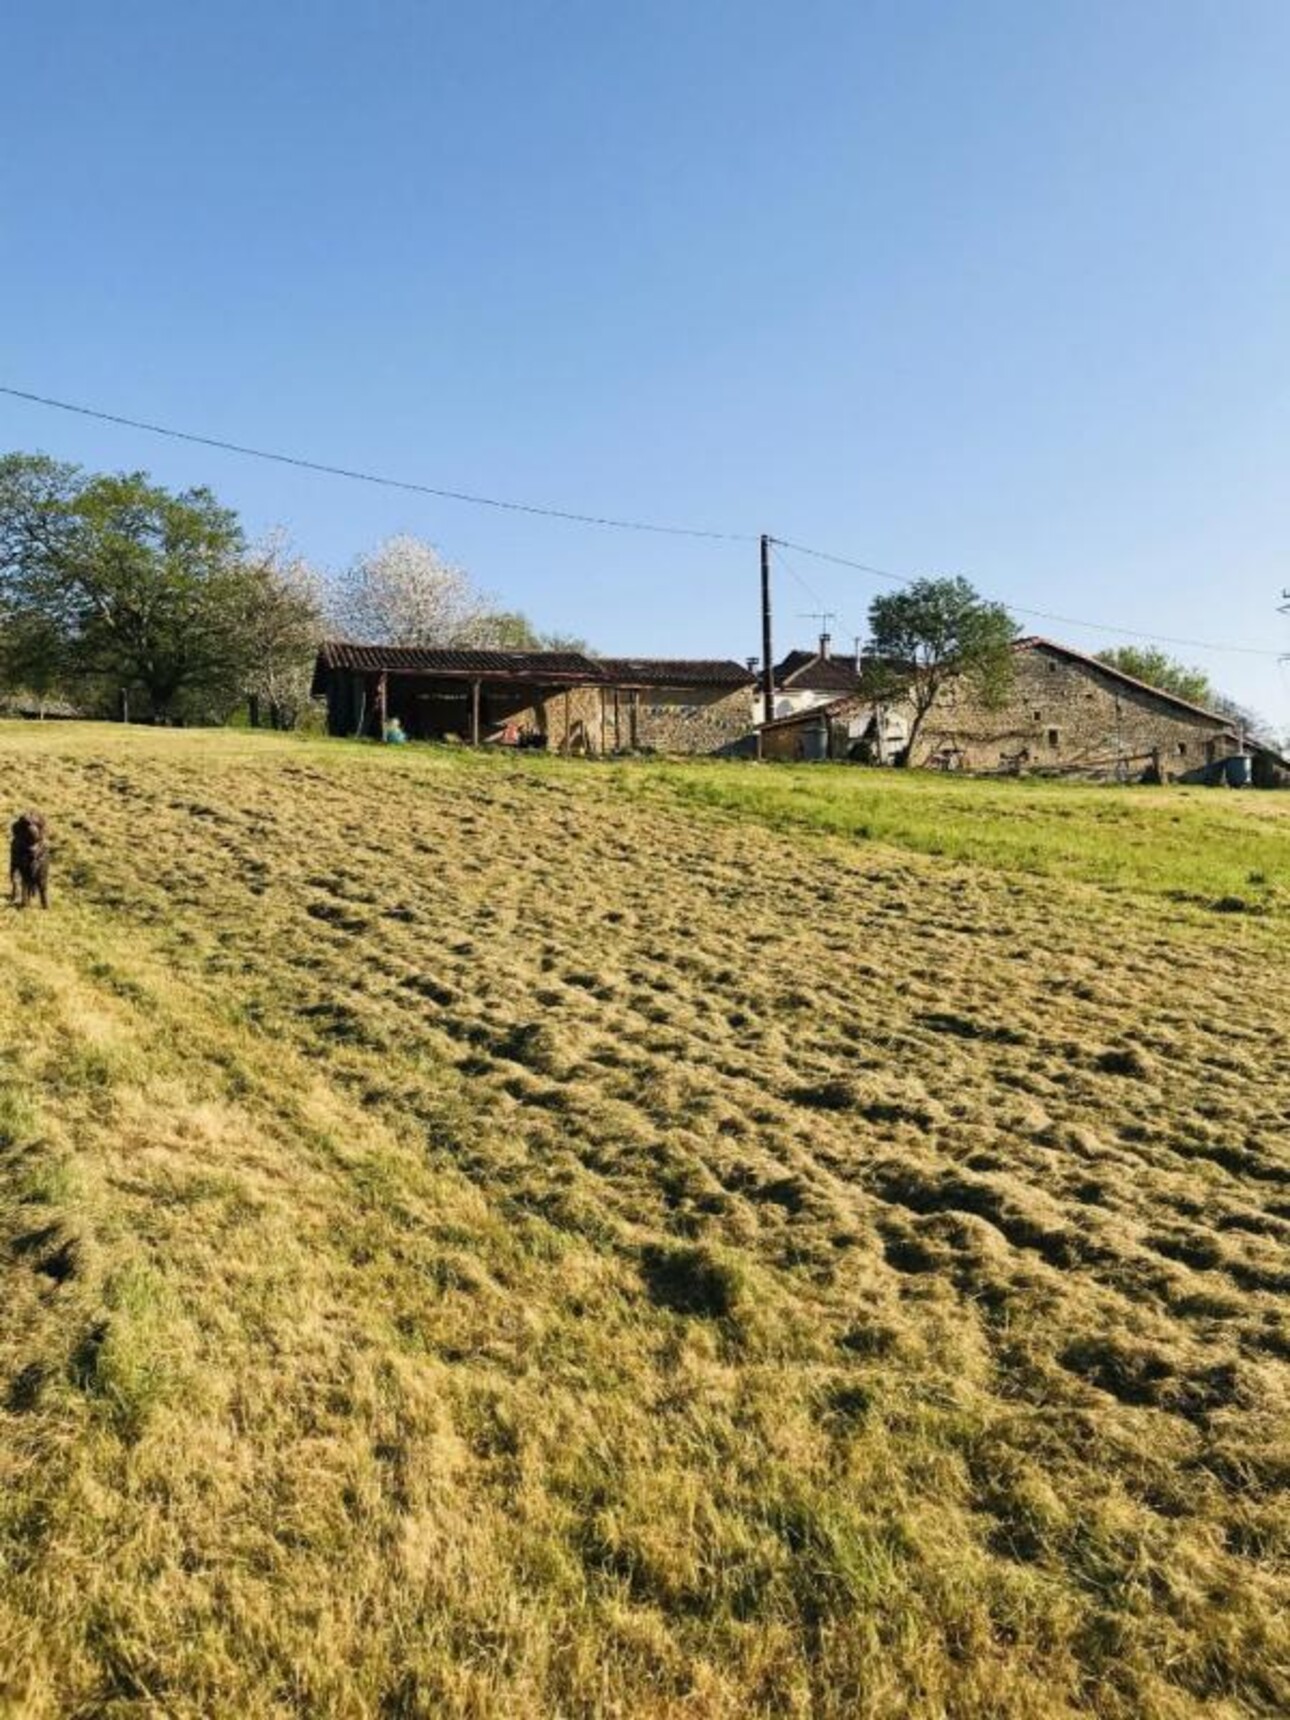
[914,639,1238,778]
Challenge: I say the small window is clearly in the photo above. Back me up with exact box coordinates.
[1048,660,1058,672]
[1047,727,1060,749]
[1177,741,1187,756]
[1032,708,1043,721]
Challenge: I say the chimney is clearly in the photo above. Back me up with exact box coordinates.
[853,635,863,674]
[819,631,832,661]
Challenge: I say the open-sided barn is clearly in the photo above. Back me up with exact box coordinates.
[310,643,755,755]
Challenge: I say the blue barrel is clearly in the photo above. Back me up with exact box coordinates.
[1224,754,1253,788]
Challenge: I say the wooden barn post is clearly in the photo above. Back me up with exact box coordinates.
[376,671,388,740]
[470,679,482,746]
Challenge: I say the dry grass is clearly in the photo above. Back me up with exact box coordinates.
[0,724,1287,1718]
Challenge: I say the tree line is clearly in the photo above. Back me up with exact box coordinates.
[0,452,581,727]
[1,448,1269,746]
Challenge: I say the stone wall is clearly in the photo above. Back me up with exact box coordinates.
[633,685,755,755]
[324,671,755,756]
[502,685,751,755]
[499,686,604,752]
[914,647,1237,778]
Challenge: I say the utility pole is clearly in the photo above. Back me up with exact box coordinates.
[760,533,775,726]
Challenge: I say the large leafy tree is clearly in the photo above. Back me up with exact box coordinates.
[0,454,81,698]
[0,451,294,720]
[1095,646,1212,707]
[63,471,250,715]
[1094,647,1281,745]
[866,576,1017,766]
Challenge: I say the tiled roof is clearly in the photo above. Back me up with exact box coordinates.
[774,650,865,692]
[759,691,870,731]
[314,642,601,679]
[313,643,755,693]
[595,658,754,689]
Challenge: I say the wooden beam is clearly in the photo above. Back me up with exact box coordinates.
[376,671,388,740]
[471,678,482,747]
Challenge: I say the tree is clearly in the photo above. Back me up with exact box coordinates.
[330,535,493,646]
[0,453,257,719]
[539,630,593,655]
[469,610,592,653]
[866,576,1017,766]
[1093,647,1281,745]
[240,531,326,728]
[329,533,592,655]
[1095,647,1212,707]
[0,454,82,704]
[1210,692,1277,746]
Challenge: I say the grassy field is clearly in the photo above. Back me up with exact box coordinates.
[625,761,1290,916]
[0,726,1287,1719]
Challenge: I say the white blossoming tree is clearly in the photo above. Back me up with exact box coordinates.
[331,535,495,647]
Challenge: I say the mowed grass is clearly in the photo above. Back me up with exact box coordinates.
[0,724,1287,1719]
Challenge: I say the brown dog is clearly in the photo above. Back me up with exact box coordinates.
[10,811,49,909]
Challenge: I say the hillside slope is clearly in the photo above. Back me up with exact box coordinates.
[0,727,1287,1719]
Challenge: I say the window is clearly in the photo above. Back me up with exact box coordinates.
[1032,708,1043,721]
[1177,741,1187,756]
[1048,659,1058,672]
[1047,728,1060,749]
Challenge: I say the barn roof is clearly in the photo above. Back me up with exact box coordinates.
[312,642,754,695]
[595,657,754,689]
[314,642,600,680]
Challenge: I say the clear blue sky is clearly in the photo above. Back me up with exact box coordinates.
[3,1,1288,721]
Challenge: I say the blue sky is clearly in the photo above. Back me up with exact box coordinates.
[3,1,1288,720]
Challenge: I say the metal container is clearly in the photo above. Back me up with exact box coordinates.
[801,721,829,762]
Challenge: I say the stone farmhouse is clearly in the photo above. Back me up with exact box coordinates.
[311,643,755,754]
[760,636,1288,783]
[919,637,1255,778]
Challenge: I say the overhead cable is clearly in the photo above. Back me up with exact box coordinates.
[1,382,1280,659]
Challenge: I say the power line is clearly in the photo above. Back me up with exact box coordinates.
[777,536,1284,659]
[1,381,1280,660]
[770,540,864,654]
[0,383,750,544]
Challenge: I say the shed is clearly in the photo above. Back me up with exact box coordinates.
[310,643,755,755]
